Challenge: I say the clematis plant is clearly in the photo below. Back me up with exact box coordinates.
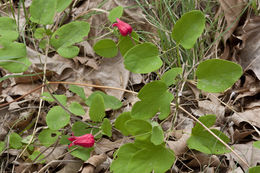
[68,133,95,148]
[112,18,132,36]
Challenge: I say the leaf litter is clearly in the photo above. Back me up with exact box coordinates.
[0,0,260,172]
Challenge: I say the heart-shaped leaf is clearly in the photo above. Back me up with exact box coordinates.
[46,106,70,130]
[57,46,79,58]
[108,6,124,23]
[132,81,174,120]
[125,119,152,140]
[93,39,118,58]
[151,123,164,145]
[118,31,139,56]
[187,114,231,154]
[124,43,162,74]
[72,121,100,137]
[161,67,182,86]
[86,91,122,110]
[50,21,90,58]
[56,0,72,12]
[38,129,61,147]
[101,118,112,137]
[70,146,93,161]
[89,94,105,122]
[111,141,175,173]
[9,133,22,149]
[0,17,18,41]
[69,85,86,101]
[172,10,205,49]
[196,59,243,93]
[115,112,132,136]
[30,0,57,25]
[41,92,67,106]
[69,102,85,116]
[0,39,31,73]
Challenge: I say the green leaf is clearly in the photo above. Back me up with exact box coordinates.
[0,141,5,153]
[101,118,112,137]
[161,67,182,86]
[21,135,33,144]
[39,39,47,49]
[41,92,67,106]
[132,81,174,120]
[196,59,243,93]
[118,32,139,56]
[125,119,152,140]
[86,91,122,110]
[128,144,175,173]
[38,129,61,147]
[111,142,175,173]
[50,21,90,57]
[70,146,93,161]
[108,6,124,23]
[34,28,46,39]
[249,166,260,173]
[30,0,57,25]
[151,123,164,145]
[60,135,70,145]
[0,39,31,73]
[0,17,18,41]
[187,115,231,154]
[9,132,22,149]
[115,112,132,136]
[89,94,105,122]
[172,10,205,49]
[69,85,86,101]
[124,43,162,74]
[46,106,70,130]
[56,0,72,12]
[69,102,85,116]
[110,143,140,173]
[57,45,79,58]
[93,39,118,58]
[0,56,31,73]
[28,150,45,163]
[72,121,100,137]
[253,141,260,149]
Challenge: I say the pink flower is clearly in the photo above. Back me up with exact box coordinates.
[112,18,132,36]
[68,133,95,148]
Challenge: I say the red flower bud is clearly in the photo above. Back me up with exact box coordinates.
[112,18,132,36]
[68,133,95,148]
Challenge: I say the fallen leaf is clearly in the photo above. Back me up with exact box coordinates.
[236,16,260,80]
[218,0,246,42]
[79,153,107,173]
[231,108,260,128]
[167,133,190,156]
[227,142,260,171]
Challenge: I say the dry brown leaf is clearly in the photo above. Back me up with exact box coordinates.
[94,138,130,154]
[236,16,260,79]
[228,142,260,171]
[233,129,255,142]
[79,153,107,173]
[218,0,246,42]
[87,56,129,100]
[186,153,223,168]
[39,146,66,164]
[191,100,225,119]
[231,108,260,128]
[167,134,190,156]
[56,154,83,173]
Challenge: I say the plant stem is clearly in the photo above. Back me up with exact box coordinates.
[176,45,181,67]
